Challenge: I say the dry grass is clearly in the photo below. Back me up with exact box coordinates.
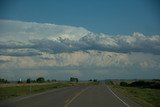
[111,85,160,107]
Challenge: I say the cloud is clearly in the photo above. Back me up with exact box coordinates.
[0,20,160,80]
[2,32,159,55]
[28,32,160,54]
[0,20,160,55]
[0,59,10,63]
[0,51,159,80]
[0,49,41,56]
[0,20,90,41]
[0,41,32,49]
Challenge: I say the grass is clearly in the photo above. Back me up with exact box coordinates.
[110,85,160,107]
[0,82,97,101]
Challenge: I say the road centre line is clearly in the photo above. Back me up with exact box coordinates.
[64,87,88,107]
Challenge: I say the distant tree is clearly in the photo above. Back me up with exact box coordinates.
[75,78,78,82]
[17,81,22,84]
[89,79,92,82]
[93,79,97,82]
[70,77,78,82]
[17,78,22,84]
[36,77,45,83]
[0,78,8,83]
[26,78,31,83]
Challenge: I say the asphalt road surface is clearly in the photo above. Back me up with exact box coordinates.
[0,84,141,107]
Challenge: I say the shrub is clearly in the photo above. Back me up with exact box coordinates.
[36,77,45,83]
[128,80,160,89]
[120,82,128,86]
[93,79,97,82]
[70,77,78,82]
[128,80,145,87]
[89,79,93,82]
[26,78,31,83]
[0,78,9,83]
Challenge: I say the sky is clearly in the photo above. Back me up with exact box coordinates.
[0,0,160,80]
[0,0,160,35]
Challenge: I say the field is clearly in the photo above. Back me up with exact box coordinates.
[0,82,97,101]
[110,83,160,107]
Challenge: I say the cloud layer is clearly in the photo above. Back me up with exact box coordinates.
[0,20,160,55]
[0,20,160,80]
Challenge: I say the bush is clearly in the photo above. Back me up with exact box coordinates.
[128,80,145,87]
[128,80,160,89]
[26,78,31,83]
[120,82,128,86]
[36,77,45,83]
[70,77,78,82]
[89,79,92,82]
[109,81,114,85]
[93,79,97,82]
[0,78,9,83]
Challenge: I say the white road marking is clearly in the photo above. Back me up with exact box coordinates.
[64,87,88,107]
[106,85,130,107]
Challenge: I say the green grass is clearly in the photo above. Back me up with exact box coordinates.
[0,82,97,101]
[111,85,160,107]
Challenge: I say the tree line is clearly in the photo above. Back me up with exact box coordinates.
[1,77,81,84]
[0,77,56,84]
[0,78,9,83]
[0,77,99,84]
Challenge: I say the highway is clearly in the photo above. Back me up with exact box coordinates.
[0,84,141,107]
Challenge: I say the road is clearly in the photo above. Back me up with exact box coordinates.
[0,84,141,107]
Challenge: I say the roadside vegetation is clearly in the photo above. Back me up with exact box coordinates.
[107,80,160,107]
[0,79,9,84]
[0,77,98,101]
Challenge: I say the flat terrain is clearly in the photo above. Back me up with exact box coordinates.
[0,84,141,107]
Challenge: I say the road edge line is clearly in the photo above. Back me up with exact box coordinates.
[106,85,130,107]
